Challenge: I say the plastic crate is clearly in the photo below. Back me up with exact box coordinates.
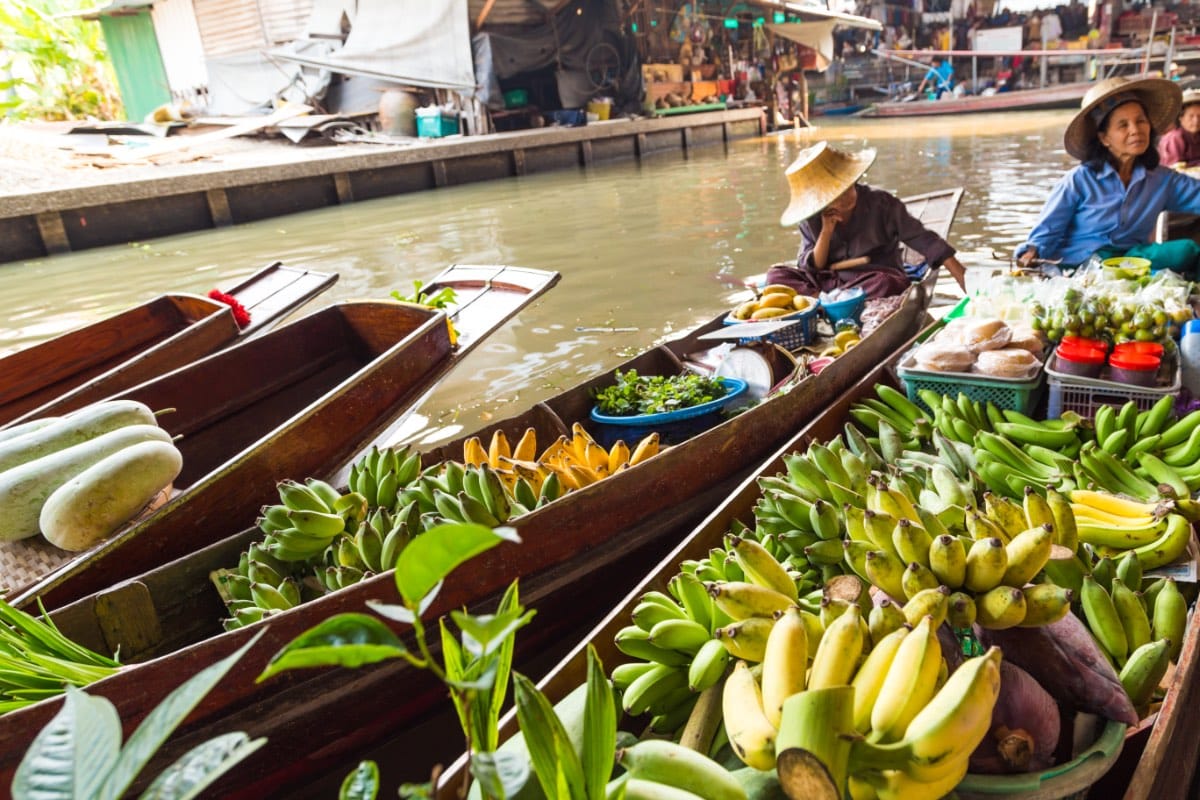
[503,89,528,108]
[416,109,458,138]
[897,348,1044,415]
[1045,351,1180,419]
[722,304,818,350]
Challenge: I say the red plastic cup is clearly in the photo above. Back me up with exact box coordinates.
[1112,341,1165,360]
[1108,352,1161,387]
[1055,345,1105,378]
[1061,335,1108,352]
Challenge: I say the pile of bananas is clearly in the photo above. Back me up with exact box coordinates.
[819,328,863,359]
[462,425,660,495]
[730,284,816,321]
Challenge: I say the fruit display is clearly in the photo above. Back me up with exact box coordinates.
[730,285,816,321]
[213,425,663,628]
[0,399,181,551]
[1030,281,1192,351]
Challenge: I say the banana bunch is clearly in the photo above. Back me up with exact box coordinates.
[730,283,815,321]
[311,503,421,592]
[347,444,423,512]
[849,647,1003,800]
[256,478,367,562]
[1088,398,1200,499]
[211,541,317,630]
[610,739,748,800]
[846,385,933,460]
[1078,556,1188,673]
[1069,490,1191,570]
[463,425,660,498]
[819,329,863,359]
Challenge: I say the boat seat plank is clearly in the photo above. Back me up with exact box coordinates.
[224,263,339,338]
[94,582,163,656]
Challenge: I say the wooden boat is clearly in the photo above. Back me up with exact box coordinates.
[0,261,338,427]
[436,330,1200,800]
[0,195,959,796]
[860,81,1092,118]
[5,264,559,611]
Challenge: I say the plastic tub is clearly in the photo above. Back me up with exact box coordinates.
[589,378,748,448]
[1055,346,1106,378]
[819,287,867,324]
[1060,335,1108,353]
[1112,341,1164,360]
[589,377,748,427]
[1108,352,1161,386]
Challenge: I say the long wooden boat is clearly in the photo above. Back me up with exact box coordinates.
[5,264,558,611]
[0,287,928,798]
[0,261,338,427]
[0,194,958,796]
[860,81,1092,118]
[436,329,1200,800]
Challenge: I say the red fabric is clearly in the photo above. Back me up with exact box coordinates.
[208,289,252,328]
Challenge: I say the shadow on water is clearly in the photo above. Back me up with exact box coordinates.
[0,109,1075,444]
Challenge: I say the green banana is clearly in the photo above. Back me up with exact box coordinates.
[688,638,731,692]
[1080,576,1128,665]
[1152,578,1188,663]
[1119,639,1171,708]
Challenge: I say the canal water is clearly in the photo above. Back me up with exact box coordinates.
[0,110,1078,443]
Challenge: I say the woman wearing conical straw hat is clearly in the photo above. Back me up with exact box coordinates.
[767,142,966,300]
[1158,87,1200,169]
[1017,76,1200,276]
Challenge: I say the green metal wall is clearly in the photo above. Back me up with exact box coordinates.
[99,11,171,122]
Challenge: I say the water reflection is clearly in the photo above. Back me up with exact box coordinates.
[0,109,1076,443]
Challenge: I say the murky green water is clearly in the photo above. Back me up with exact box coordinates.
[0,110,1077,443]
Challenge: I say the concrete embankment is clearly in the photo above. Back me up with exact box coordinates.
[0,107,765,265]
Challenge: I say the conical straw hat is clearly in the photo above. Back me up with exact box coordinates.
[780,141,877,227]
[1063,76,1181,160]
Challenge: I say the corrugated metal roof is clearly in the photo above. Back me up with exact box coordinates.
[193,0,312,57]
[467,0,571,28]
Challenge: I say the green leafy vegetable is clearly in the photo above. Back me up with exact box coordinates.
[391,280,457,310]
[592,370,729,417]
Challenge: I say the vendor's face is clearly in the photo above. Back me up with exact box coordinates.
[1181,104,1200,135]
[829,185,858,215]
[1097,101,1152,161]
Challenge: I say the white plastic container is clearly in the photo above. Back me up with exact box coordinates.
[1181,319,1200,396]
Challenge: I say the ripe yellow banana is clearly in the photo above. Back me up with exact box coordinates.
[715,617,774,662]
[629,432,661,466]
[722,660,777,771]
[512,427,538,462]
[1069,489,1165,519]
[608,439,631,472]
[870,615,942,742]
[708,581,794,620]
[851,626,908,733]
[807,606,864,690]
[462,436,488,467]
[730,536,799,601]
[761,607,808,728]
[976,586,1028,630]
[487,429,511,469]
[901,586,950,629]
[1001,525,1054,587]
[1019,583,1073,627]
[964,537,1008,593]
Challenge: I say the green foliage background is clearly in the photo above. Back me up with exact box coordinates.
[0,0,123,120]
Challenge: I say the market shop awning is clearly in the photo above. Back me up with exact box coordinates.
[270,0,476,91]
[766,20,840,71]
[743,0,882,31]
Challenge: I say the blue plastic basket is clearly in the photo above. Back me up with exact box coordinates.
[590,378,748,426]
[589,378,748,448]
[722,305,818,349]
[820,288,867,324]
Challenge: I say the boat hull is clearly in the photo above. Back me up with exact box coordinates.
[861,81,1092,117]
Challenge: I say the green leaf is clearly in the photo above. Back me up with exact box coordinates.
[445,660,499,692]
[581,646,616,800]
[365,581,442,625]
[487,582,522,749]
[338,760,379,800]
[453,607,535,660]
[257,614,407,682]
[440,619,468,733]
[12,687,121,800]
[136,732,266,800]
[470,750,529,800]
[513,673,583,799]
[394,523,519,607]
[97,632,263,800]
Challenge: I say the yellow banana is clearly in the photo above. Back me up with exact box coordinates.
[512,427,538,462]
[487,429,511,469]
[901,586,950,629]
[964,537,1008,593]
[715,617,774,662]
[851,626,908,733]
[1001,525,1054,587]
[807,606,864,690]
[462,436,488,467]
[927,534,966,590]
[730,536,799,601]
[629,432,661,466]
[722,660,777,770]
[708,581,794,620]
[870,615,942,742]
[976,586,1028,630]
[760,607,808,728]
[608,439,631,472]
[1069,489,1166,518]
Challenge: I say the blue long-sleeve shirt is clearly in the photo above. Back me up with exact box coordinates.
[1018,161,1200,265]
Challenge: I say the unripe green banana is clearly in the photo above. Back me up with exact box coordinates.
[613,661,657,691]
[615,626,693,667]
[622,663,689,716]
[964,537,1008,593]
[1111,580,1152,652]
[1152,578,1188,663]
[618,739,747,800]
[277,479,330,513]
[286,508,345,538]
[670,573,714,632]
[1119,639,1172,709]
[634,599,688,632]
[721,660,777,772]
[1080,576,1128,664]
[649,618,711,655]
[976,586,1027,630]
[760,607,807,728]
[688,638,731,692]
[250,581,294,611]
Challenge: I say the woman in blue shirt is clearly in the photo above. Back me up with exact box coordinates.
[1016,76,1200,277]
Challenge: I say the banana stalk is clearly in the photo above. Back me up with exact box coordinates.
[776,686,855,800]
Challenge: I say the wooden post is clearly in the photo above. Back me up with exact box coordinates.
[766,29,779,128]
[333,173,354,204]
[35,211,70,254]
[205,188,233,227]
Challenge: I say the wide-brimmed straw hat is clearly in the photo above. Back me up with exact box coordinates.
[1063,76,1182,160]
[780,141,877,227]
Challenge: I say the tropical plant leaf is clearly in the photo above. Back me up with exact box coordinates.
[440,619,468,732]
[11,687,121,800]
[257,614,408,682]
[581,646,616,800]
[513,673,583,799]
[394,524,518,607]
[487,581,522,750]
[136,732,266,800]
[338,760,379,800]
[96,632,263,800]
[365,581,443,625]
[470,750,529,800]
[453,607,535,660]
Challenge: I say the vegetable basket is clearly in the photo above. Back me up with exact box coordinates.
[589,377,747,448]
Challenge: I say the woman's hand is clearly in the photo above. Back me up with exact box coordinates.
[1017,246,1038,268]
[821,206,846,228]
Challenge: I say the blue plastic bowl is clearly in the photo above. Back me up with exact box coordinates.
[820,287,867,324]
[589,378,749,427]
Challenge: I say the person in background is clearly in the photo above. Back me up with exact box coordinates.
[1017,76,1200,276]
[917,55,955,98]
[1158,88,1200,168]
[767,142,967,299]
